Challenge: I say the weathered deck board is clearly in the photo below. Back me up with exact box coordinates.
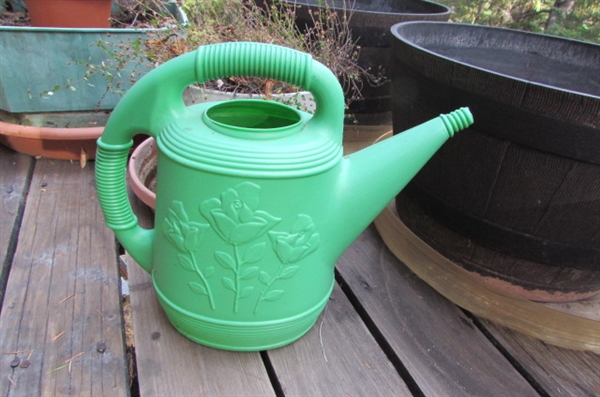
[479,319,600,397]
[267,284,411,397]
[127,195,276,397]
[0,159,128,397]
[0,146,33,304]
[336,225,539,397]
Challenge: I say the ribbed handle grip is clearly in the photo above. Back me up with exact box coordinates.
[195,42,313,90]
[95,140,136,231]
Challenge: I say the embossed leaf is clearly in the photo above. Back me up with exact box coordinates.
[222,277,236,292]
[215,251,235,270]
[177,254,194,271]
[189,282,208,296]
[239,286,254,299]
[204,266,215,278]
[263,290,284,302]
[244,243,265,264]
[240,266,259,280]
[258,271,270,285]
[279,266,300,280]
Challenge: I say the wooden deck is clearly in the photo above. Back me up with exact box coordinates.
[1,142,599,396]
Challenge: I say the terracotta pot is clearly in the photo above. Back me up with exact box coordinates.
[26,0,113,28]
[0,121,102,160]
[128,137,158,209]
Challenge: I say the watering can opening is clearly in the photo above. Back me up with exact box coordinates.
[203,100,304,139]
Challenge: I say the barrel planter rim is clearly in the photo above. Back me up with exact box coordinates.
[390,21,600,100]
[290,0,451,17]
[274,0,451,124]
[390,20,600,164]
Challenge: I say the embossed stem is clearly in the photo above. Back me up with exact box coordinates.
[190,252,216,311]
[233,244,243,314]
[254,265,283,314]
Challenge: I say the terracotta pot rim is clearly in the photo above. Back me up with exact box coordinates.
[0,121,103,140]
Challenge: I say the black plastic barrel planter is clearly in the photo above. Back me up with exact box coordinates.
[391,22,600,302]
[281,0,451,124]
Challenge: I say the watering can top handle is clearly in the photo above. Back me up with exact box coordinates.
[196,43,314,95]
[99,42,345,146]
[194,42,345,128]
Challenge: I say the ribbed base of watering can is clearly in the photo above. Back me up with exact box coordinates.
[154,281,333,351]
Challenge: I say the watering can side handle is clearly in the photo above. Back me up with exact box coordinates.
[95,52,201,272]
[95,139,154,271]
[194,42,345,135]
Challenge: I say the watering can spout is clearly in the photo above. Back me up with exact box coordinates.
[331,107,474,253]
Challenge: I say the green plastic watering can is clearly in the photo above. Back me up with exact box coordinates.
[95,42,473,351]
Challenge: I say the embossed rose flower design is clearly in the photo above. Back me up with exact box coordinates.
[163,201,209,252]
[199,182,281,245]
[268,214,320,264]
[162,181,321,314]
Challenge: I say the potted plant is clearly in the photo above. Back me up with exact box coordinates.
[0,0,187,161]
